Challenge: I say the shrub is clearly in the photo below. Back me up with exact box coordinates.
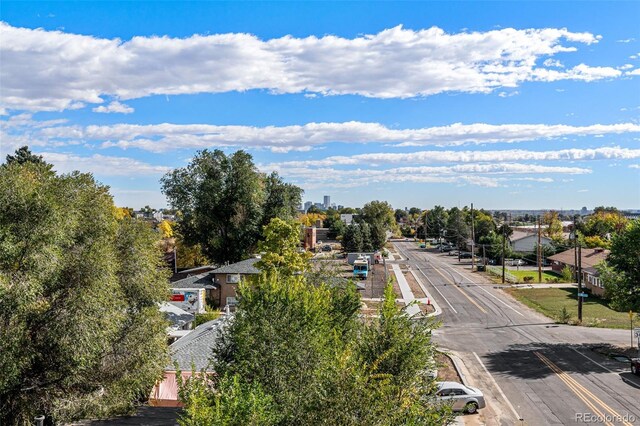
[560,265,574,283]
[194,308,222,327]
[557,306,572,324]
[523,276,534,283]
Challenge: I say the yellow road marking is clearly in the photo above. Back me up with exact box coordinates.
[431,264,488,314]
[535,352,633,426]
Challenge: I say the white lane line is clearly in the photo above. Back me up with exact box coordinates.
[415,264,458,314]
[473,351,522,422]
[570,348,614,373]
[435,259,526,318]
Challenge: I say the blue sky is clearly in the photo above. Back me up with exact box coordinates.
[1,1,639,210]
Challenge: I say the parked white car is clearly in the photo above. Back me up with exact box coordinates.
[435,381,485,414]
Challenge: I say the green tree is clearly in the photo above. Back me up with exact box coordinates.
[446,207,469,248]
[472,210,496,243]
[599,219,640,311]
[179,273,449,425]
[424,206,448,239]
[256,218,311,277]
[362,200,397,238]
[4,146,49,168]
[342,223,364,252]
[262,172,303,227]
[161,150,302,264]
[0,161,169,425]
[394,208,408,223]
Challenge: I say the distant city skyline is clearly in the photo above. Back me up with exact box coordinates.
[1,2,639,209]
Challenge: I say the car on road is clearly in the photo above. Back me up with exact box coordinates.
[435,381,485,414]
[632,358,640,376]
[459,252,473,258]
[322,244,332,252]
[441,246,454,252]
[419,243,426,248]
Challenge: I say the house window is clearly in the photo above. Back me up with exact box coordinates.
[227,274,240,283]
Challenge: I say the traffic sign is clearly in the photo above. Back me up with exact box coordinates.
[577,292,588,298]
[634,328,640,339]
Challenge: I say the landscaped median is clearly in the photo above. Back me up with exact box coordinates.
[504,287,637,329]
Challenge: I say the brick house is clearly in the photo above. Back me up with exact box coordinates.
[547,248,610,296]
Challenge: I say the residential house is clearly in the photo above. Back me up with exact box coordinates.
[509,231,553,253]
[149,318,225,407]
[210,258,261,308]
[547,248,610,296]
[159,302,195,344]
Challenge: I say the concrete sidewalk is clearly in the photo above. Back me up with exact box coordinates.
[390,264,421,317]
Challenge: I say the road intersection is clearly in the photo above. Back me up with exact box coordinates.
[392,241,640,426]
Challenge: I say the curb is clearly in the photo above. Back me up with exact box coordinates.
[410,269,443,318]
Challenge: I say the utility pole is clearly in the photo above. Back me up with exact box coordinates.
[471,203,475,271]
[502,224,506,284]
[537,216,542,283]
[578,243,583,323]
[573,216,578,283]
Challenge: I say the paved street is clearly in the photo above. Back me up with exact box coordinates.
[393,241,640,426]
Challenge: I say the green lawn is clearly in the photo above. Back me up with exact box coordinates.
[504,287,636,329]
[507,269,561,283]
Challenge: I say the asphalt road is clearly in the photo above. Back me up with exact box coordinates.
[392,241,640,426]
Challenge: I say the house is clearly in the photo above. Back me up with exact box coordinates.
[159,302,195,344]
[149,318,225,407]
[547,248,610,296]
[170,264,217,283]
[509,231,553,253]
[210,258,261,309]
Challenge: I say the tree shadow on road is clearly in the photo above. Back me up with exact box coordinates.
[482,342,633,381]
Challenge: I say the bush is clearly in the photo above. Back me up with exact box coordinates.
[523,276,534,283]
[194,308,222,327]
[557,306,572,324]
[560,265,574,283]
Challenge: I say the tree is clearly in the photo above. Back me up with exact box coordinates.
[362,200,397,233]
[179,273,450,425]
[256,218,311,277]
[158,219,174,238]
[4,146,49,168]
[446,207,469,248]
[298,213,326,227]
[394,209,408,223]
[161,150,302,264]
[599,219,640,311]
[581,209,628,243]
[542,211,564,243]
[262,172,303,227]
[472,210,496,243]
[424,206,448,239]
[342,223,364,252]
[0,161,169,424]
[306,205,324,214]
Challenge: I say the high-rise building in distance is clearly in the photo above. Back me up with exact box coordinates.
[323,195,330,209]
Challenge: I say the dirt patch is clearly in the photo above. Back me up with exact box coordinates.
[404,268,426,298]
[436,351,462,382]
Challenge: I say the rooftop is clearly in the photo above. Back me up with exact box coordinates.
[548,248,610,269]
[211,258,261,275]
[168,318,226,372]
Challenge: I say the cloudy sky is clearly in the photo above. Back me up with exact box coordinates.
[1,1,639,210]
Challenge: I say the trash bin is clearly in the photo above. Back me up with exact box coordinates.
[476,265,486,272]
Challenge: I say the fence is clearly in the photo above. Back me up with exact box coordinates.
[486,265,518,283]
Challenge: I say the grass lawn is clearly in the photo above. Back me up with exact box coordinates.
[507,269,562,283]
[504,287,635,329]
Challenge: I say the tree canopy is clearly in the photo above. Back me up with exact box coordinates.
[0,157,169,424]
[178,273,450,425]
[599,219,640,311]
[161,149,302,264]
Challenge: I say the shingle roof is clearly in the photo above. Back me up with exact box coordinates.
[159,302,195,329]
[548,248,609,268]
[170,272,215,289]
[167,318,226,372]
[211,258,261,275]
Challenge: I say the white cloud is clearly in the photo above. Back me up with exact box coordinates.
[617,38,635,43]
[498,91,519,98]
[630,164,640,169]
[18,120,640,152]
[627,68,640,76]
[0,22,623,112]
[92,101,134,114]
[40,152,171,176]
[619,64,634,70]
[265,163,590,190]
[266,146,640,168]
[543,58,564,67]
